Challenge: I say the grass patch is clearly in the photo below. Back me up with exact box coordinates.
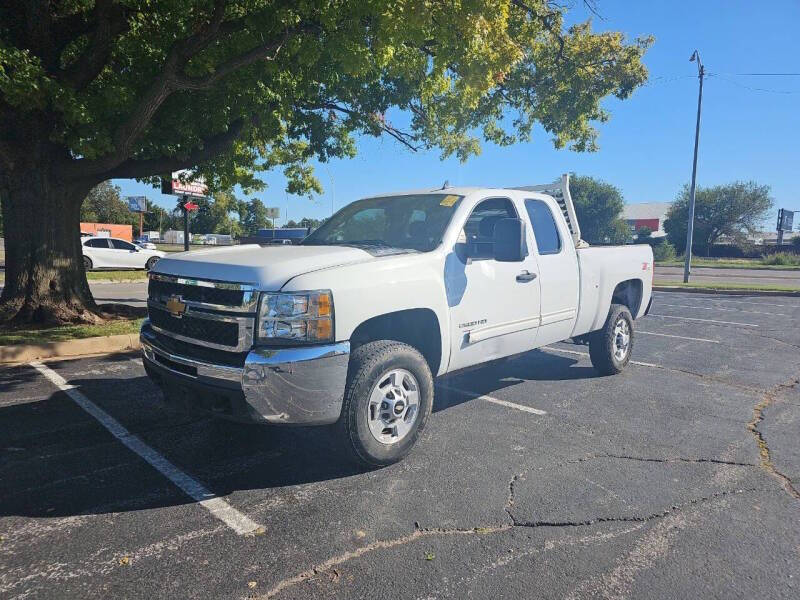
[0,317,144,346]
[86,270,150,282]
[654,279,800,293]
[655,257,800,271]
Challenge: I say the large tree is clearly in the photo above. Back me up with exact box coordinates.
[569,174,630,244]
[80,180,138,225]
[664,182,773,255]
[0,1,650,324]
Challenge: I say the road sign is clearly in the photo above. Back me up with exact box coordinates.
[126,196,147,212]
[161,170,209,198]
[265,207,280,219]
[183,201,199,211]
[777,208,794,232]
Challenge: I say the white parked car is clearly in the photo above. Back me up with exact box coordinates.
[82,236,165,270]
[141,175,653,466]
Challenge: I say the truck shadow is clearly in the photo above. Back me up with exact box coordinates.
[0,348,595,520]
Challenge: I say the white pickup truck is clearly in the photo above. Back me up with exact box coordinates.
[141,175,653,466]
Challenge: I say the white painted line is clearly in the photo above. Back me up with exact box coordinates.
[653,292,792,308]
[647,313,758,327]
[637,330,720,344]
[31,361,263,536]
[438,384,547,415]
[542,346,660,368]
[656,302,787,317]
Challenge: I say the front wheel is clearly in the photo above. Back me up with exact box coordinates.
[337,340,434,467]
[588,303,634,375]
[145,256,160,270]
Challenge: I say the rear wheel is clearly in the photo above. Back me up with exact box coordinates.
[145,256,160,270]
[589,303,634,375]
[337,340,434,467]
[83,256,93,271]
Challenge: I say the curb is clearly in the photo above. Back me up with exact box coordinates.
[654,285,800,297]
[0,333,141,365]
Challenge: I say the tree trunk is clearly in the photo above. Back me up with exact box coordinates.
[0,165,99,325]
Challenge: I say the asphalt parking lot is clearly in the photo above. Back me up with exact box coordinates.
[1,291,799,599]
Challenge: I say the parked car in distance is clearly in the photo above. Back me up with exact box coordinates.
[134,237,158,250]
[266,239,294,245]
[83,236,165,270]
[141,175,653,467]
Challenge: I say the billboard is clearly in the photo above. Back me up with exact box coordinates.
[161,170,209,198]
[777,208,794,232]
[265,207,280,219]
[126,196,147,212]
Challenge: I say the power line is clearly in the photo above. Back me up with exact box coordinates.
[708,73,800,94]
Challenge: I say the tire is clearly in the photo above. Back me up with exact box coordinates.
[588,303,634,375]
[337,340,434,467]
[145,256,160,270]
[83,256,93,271]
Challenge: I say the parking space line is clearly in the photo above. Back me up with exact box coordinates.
[656,302,787,317]
[647,314,758,327]
[543,346,660,368]
[31,361,263,536]
[637,330,720,343]
[437,384,547,415]
[652,293,793,308]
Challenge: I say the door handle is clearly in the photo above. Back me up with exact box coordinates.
[516,270,537,282]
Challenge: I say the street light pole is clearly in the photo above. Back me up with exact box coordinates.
[683,50,705,283]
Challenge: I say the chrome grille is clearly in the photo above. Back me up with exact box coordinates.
[147,273,258,352]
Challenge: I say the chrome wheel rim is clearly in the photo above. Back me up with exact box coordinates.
[613,317,631,361]
[367,368,420,445]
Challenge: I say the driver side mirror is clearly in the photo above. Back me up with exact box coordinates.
[493,218,526,262]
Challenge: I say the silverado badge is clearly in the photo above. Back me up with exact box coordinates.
[165,296,187,318]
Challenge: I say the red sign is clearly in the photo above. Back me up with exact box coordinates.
[161,170,208,198]
[183,201,199,211]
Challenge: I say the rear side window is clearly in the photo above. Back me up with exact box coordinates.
[85,238,110,248]
[525,199,561,255]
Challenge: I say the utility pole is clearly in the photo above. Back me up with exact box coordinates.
[683,50,705,283]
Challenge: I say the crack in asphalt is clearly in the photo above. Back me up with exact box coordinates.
[747,377,800,500]
[256,487,770,599]
[567,453,758,468]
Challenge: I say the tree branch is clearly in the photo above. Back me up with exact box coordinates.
[94,118,247,182]
[57,1,131,90]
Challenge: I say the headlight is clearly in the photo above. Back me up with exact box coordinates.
[258,290,333,343]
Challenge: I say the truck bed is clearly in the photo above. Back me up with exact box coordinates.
[572,244,654,337]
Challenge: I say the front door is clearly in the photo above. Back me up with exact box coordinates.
[446,197,541,372]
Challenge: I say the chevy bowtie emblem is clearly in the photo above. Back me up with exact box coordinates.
[166,296,187,317]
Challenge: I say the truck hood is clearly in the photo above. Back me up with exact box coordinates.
[151,244,373,289]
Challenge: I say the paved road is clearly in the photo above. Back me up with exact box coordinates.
[1,292,799,599]
[656,265,800,287]
[0,281,148,308]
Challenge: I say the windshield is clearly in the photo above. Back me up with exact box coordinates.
[303,193,462,252]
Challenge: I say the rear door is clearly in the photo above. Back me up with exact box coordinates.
[83,238,114,268]
[523,197,579,346]
[446,196,541,371]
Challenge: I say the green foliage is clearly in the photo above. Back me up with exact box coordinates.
[652,241,677,262]
[635,226,652,241]
[0,1,652,195]
[80,181,138,226]
[569,174,630,244]
[239,198,269,235]
[664,182,773,255]
[762,252,800,266]
[143,204,177,233]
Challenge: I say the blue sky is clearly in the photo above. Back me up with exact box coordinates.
[116,0,800,228]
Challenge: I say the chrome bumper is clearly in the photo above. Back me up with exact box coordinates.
[140,322,350,425]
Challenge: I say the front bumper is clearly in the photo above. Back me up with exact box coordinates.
[140,322,350,425]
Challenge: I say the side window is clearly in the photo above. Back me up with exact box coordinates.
[462,198,516,259]
[110,239,136,250]
[85,238,110,248]
[525,199,561,255]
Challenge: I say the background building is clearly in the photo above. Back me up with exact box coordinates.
[622,202,671,238]
[79,222,133,241]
